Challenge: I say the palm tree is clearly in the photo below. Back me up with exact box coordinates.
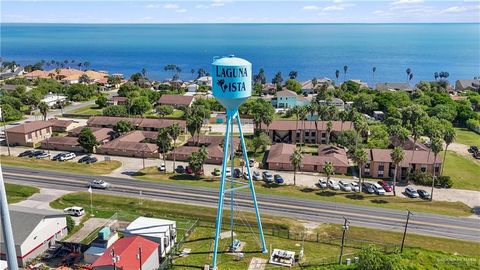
[191,69,195,80]
[38,102,49,121]
[156,128,172,166]
[406,68,412,83]
[390,147,405,196]
[352,148,368,192]
[441,127,455,176]
[288,70,298,80]
[434,72,439,81]
[292,106,300,143]
[290,148,303,186]
[326,121,333,145]
[299,106,308,147]
[430,138,443,201]
[169,123,181,173]
[353,114,368,149]
[141,68,147,78]
[335,70,340,85]
[372,67,376,85]
[343,65,348,82]
[323,161,334,181]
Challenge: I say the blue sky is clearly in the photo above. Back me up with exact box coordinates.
[2,0,480,23]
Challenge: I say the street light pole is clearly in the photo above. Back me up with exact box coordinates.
[401,210,413,253]
[339,217,350,265]
[0,165,19,270]
[2,114,11,156]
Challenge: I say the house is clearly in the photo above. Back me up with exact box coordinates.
[23,70,50,80]
[372,111,385,121]
[271,90,308,108]
[97,130,159,158]
[257,120,354,144]
[266,143,349,174]
[157,94,194,108]
[23,68,108,84]
[87,116,186,132]
[391,136,429,151]
[350,79,369,89]
[262,83,277,95]
[187,83,199,92]
[455,79,480,92]
[41,93,67,108]
[68,126,114,144]
[0,205,66,267]
[40,136,84,152]
[375,82,414,93]
[301,78,333,94]
[196,76,212,87]
[365,149,442,179]
[47,118,78,132]
[5,121,52,146]
[124,217,176,258]
[91,236,159,270]
[318,97,345,110]
[84,227,120,264]
[107,96,128,106]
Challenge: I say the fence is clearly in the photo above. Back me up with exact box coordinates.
[158,219,199,270]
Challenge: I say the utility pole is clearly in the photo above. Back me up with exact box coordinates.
[338,217,350,265]
[0,165,19,270]
[401,210,413,253]
[136,245,142,270]
[111,247,119,270]
[2,113,11,156]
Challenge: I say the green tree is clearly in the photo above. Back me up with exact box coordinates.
[326,121,333,145]
[66,215,75,233]
[130,96,152,116]
[95,95,108,108]
[38,101,49,121]
[79,74,90,84]
[252,132,271,153]
[156,128,172,165]
[323,161,334,181]
[271,72,283,86]
[335,69,340,85]
[390,147,405,196]
[78,128,99,153]
[288,70,298,79]
[343,65,348,82]
[0,104,22,121]
[353,114,368,149]
[357,245,387,270]
[156,104,174,117]
[168,123,181,173]
[430,138,443,201]
[289,148,303,186]
[284,79,302,94]
[103,105,128,117]
[188,146,208,178]
[352,148,368,191]
[113,120,133,137]
[441,127,455,176]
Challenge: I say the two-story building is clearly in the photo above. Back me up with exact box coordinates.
[271,90,309,109]
[5,121,52,147]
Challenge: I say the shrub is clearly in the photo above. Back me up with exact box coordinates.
[66,215,75,233]
[437,175,453,188]
[409,171,432,186]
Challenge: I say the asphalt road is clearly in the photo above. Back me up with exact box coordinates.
[2,165,480,243]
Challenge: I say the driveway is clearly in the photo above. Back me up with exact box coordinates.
[12,188,69,211]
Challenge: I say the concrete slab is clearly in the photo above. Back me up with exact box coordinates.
[248,258,267,270]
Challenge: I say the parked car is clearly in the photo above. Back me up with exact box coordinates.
[34,151,50,159]
[31,150,45,157]
[362,182,375,194]
[224,169,231,177]
[417,189,431,199]
[88,179,110,189]
[59,152,76,161]
[52,153,66,161]
[185,166,193,174]
[18,150,35,157]
[318,178,328,189]
[328,179,340,190]
[212,168,221,176]
[157,162,166,172]
[350,182,360,192]
[468,145,478,153]
[262,171,274,183]
[233,168,242,178]
[338,180,352,192]
[78,155,98,164]
[63,206,85,216]
[405,187,419,198]
[252,171,262,180]
[377,180,392,192]
[372,183,386,195]
[175,165,185,173]
[273,174,284,184]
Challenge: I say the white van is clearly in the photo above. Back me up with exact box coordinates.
[60,152,76,161]
[64,206,85,216]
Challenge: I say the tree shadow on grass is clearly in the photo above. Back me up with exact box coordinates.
[346,194,365,200]
[169,174,202,181]
[371,199,389,204]
[261,183,282,189]
[316,191,336,197]
[300,187,315,193]
[122,171,145,176]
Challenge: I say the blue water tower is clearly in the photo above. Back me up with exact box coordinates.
[210,55,267,270]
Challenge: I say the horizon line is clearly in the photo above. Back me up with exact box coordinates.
[2,22,479,25]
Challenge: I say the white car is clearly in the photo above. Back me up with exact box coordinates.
[372,183,386,195]
[60,152,76,161]
[88,179,110,189]
[328,179,340,190]
[338,180,352,192]
[318,178,328,189]
[350,182,360,192]
[158,162,166,172]
[64,206,85,216]
[224,169,231,177]
[252,171,262,180]
[262,171,274,183]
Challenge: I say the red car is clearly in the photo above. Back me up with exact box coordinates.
[185,166,204,176]
[377,180,392,192]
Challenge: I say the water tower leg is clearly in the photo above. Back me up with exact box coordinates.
[212,116,232,270]
[235,114,268,253]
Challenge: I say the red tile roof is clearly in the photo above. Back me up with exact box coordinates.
[40,136,80,146]
[369,149,442,165]
[6,121,52,134]
[87,116,186,129]
[91,236,158,270]
[260,120,353,132]
[47,118,76,128]
[267,143,349,167]
[157,94,194,106]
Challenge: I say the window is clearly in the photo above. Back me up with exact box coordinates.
[434,163,440,173]
[311,132,316,137]
[378,164,384,171]
[305,131,310,136]
[421,164,427,172]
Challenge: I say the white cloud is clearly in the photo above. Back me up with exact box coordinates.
[440,5,480,13]
[303,5,320,11]
[163,4,179,9]
[333,0,344,3]
[195,4,208,9]
[211,0,232,7]
[145,4,161,9]
[321,3,355,12]
[176,9,187,13]
[391,0,424,5]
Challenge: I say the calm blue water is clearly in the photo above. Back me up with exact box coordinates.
[1,23,479,84]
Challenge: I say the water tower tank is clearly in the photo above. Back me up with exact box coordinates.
[212,55,252,112]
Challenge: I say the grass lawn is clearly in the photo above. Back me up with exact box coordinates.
[50,192,479,269]
[134,167,472,217]
[442,151,480,190]
[71,105,103,115]
[454,127,480,146]
[165,109,185,119]
[1,155,122,175]
[5,183,39,203]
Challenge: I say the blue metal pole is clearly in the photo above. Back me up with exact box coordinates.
[235,113,268,253]
[230,113,235,249]
[212,114,232,270]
